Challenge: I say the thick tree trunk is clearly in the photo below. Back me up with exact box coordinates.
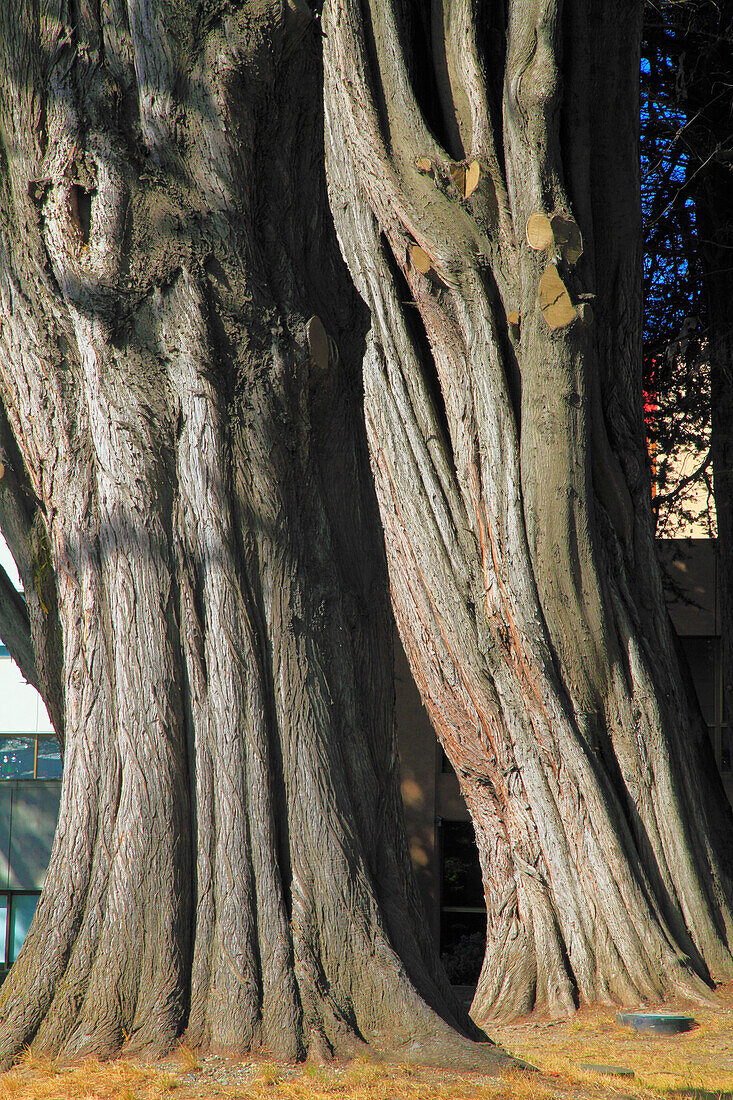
[323,0,733,1021]
[0,0,508,1067]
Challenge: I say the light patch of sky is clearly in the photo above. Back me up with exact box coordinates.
[0,535,53,733]
[0,536,21,590]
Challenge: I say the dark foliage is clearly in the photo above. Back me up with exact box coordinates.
[641,1,732,534]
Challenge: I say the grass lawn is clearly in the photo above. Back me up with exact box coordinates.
[0,986,731,1100]
[491,982,733,1096]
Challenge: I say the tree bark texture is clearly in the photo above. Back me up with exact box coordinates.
[0,0,505,1067]
[323,0,733,1021]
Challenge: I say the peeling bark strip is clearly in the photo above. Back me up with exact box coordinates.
[322,0,733,1020]
[0,0,514,1068]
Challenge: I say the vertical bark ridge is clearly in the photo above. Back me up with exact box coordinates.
[234,326,478,1058]
[164,271,300,1056]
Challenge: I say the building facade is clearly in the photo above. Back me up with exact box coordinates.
[0,542,61,972]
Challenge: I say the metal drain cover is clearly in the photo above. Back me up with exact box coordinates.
[580,1064,635,1076]
[617,1012,697,1035]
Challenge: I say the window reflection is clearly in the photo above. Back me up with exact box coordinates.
[0,893,40,969]
[0,736,62,780]
[8,895,38,963]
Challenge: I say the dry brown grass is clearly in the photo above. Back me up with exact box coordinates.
[0,1052,532,1100]
[0,1051,172,1100]
[491,981,733,1097]
[0,987,731,1100]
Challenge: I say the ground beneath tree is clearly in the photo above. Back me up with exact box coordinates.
[490,981,733,1096]
[1,987,732,1100]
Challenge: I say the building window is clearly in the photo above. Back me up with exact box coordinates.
[439,820,486,985]
[0,735,62,780]
[0,892,40,967]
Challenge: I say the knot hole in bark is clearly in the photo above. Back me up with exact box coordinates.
[69,185,93,246]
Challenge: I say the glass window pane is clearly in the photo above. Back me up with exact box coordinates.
[441,821,484,908]
[0,896,7,966]
[440,911,485,985]
[9,895,38,963]
[0,738,35,780]
[36,739,62,780]
[680,637,717,725]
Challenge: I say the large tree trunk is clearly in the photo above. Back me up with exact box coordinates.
[0,0,508,1067]
[323,0,733,1021]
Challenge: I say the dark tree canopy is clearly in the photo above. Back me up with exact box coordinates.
[641,0,733,535]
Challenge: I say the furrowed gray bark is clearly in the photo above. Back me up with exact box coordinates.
[0,0,514,1068]
[323,0,733,1020]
